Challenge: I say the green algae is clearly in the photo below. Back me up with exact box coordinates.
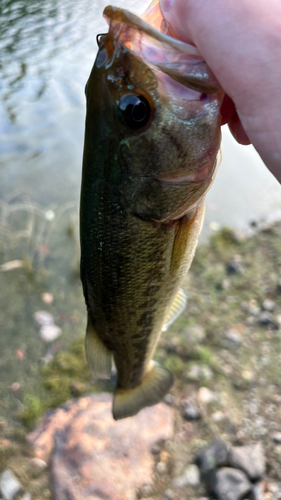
[20,337,98,427]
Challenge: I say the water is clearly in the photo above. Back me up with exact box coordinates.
[0,0,281,430]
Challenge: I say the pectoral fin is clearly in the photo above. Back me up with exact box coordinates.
[85,315,112,379]
[170,213,195,275]
[113,361,173,420]
[162,288,187,332]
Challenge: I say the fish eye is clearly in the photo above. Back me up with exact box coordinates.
[118,94,152,131]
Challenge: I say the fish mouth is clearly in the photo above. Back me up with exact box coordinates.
[103,5,221,96]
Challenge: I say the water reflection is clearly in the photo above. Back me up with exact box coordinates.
[0,0,145,204]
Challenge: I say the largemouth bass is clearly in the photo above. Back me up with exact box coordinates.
[80,2,223,420]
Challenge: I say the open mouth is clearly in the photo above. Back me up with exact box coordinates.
[103,5,221,95]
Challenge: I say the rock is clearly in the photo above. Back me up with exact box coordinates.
[273,492,281,500]
[9,383,21,392]
[164,394,175,406]
[181,399,201,421]
[185,364,213,382]
[249,482,264,500]
[258,312,278,329]
[276,314,281,327]
[28,457,47,477]
[222,328,242,350]
[33,310,54,326]
[262,299,275,312]
[212,411,225,422]
[185,325,206,344]
[22,494,31,500]
[228,443,265,481]
[226,256,243,275]
[41,292,54,304]
[173,465,200,488]
[164,489,174,500]
[28,393,174,500]
[206,467,251,500]
[195,439,229,473]
[150,444,160,455]
[271,432,281,444]
[40,324,62,342]
[137,483,154,498]
[0,470,23,500]
[198,387,217,405]
[156,461,167,474]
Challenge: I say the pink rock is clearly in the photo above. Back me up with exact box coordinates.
[28,393,174,500]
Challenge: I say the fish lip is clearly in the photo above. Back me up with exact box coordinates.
[103,5,221,95]
[103,5,201,58]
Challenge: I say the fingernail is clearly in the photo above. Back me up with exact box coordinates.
[160,0,174,17]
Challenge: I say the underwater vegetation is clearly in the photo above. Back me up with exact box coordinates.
[0,191,78,274]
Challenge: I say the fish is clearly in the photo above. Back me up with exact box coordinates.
[80,1,223,420]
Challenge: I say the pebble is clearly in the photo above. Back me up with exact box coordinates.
[185,364,213,382]
[212,411,225,422]
[271,432,281,444]
[150,444,160,455]
[156,462,167,474]
[226,256,243,275]
[0,469,23,500]
[33,310,54,326]
[181,399,201,421]
[276,278,281,295]
[185,325,206,344]
[138,483,154,498]
[9,383,21,392]
[164,489,174,500]
[41,292,54,304]
[258,312,278,329]
[22,494,31,500]
[164,394,175,406]
[241,300,260,316]
[222,328,242,350]
[277,314,281,327]
[262,299,276,312]
[273,493,281,500]
[29,458,47,477]
[206,467,251,500]
[249,482,264,500]
[40,324,62,342]
[198,387,217,405]
[196,439,229,473]
[172,465,200,488]
[228,443,265,481]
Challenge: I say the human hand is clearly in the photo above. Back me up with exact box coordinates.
[159,0,281,182]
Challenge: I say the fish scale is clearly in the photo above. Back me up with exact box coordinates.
[80,2,222,419]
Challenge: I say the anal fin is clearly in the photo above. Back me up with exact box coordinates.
[162,288,187,332]
[85,315,112,379]
[113,361,173,420]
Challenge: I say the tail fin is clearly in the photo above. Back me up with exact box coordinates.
[113,361,174,420]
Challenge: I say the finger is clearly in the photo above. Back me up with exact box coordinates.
[228,114,251,146]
